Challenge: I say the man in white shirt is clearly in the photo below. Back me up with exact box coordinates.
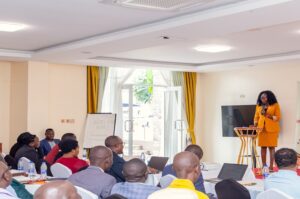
[265,148,300,198]
[0,161,18,199]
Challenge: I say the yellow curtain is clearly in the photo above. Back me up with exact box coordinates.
[87,66,99,113]
[183,72,197,144]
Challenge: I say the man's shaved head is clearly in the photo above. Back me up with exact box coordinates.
[0,161,12,189]
[105,136,124,154]
[89,146,113,171]
[173,151,200,183]
[34,180,81,199]
[123,158,148,183]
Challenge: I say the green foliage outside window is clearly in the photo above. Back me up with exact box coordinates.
[133,70,153,104]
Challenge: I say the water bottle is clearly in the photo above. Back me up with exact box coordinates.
[82,149,87,161]
[17,159,24,171]
[262,165,269,179]
[140,152,146,163]
[40,162,47,180]
[28,161,35,180]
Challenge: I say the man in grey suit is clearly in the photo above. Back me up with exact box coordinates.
[68,146,116,198]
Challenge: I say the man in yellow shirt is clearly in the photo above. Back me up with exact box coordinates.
[168,151,208,199]
[148,151,208,199]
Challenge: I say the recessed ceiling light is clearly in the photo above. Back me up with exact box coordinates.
[82,51,92,54]
[0,22,27,32]
[194,44,232,53]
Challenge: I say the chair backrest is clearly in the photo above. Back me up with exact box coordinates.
[20,157,33,173]
[4,155,17,169]
[75,186,98,199]
[256,188,294,199]
[159,174,176,188]
[148,188,198,199]
[215,179,251,199]
[50,163,72,178]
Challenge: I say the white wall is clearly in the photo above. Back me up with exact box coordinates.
[0,61,87,154]
[0,62,11,153]
[196,61,300,163]
[48,63,87,146]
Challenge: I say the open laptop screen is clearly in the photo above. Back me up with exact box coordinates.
[218,163,248,181]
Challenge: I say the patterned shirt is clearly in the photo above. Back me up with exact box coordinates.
[111,182,160,199]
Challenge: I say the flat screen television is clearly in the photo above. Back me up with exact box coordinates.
[221,105,256,137]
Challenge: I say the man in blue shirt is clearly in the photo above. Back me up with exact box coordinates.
[111,158,159,199]
[105,136,126,183]
[40,129,60,156]
[162,144,206,193]
[265,148,300,198]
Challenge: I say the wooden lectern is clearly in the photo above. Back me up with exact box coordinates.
[234,127,262,168]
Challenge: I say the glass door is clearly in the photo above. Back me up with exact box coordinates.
[164,86,185,160]
[122,85,165,157]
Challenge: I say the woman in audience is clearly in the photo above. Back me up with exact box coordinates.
[55,139,88,173]
[15,134,44,173]
[9,132,33,158]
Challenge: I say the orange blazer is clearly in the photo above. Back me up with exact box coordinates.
[254,103,281,133]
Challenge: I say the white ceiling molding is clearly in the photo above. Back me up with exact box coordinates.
[0,49,32,59]
[74,57,198,72]
[34,0,292,54]
[196,50,300,72]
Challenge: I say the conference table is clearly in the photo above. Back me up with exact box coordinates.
[16,163,264,199]
[201,164,264,199]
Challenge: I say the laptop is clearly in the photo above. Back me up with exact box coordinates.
[147,156,169,171]
[205,163,248,183]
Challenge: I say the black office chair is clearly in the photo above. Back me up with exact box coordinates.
[215,179,251,199]
[4,155,17,169]
[104,194,127,199]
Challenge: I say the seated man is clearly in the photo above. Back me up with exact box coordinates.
[265,148,300,198]
[0,161,18,199]
[34,180,81,199]
[149,152,208,199]
[111,158,159,199]
[105,136,126,182]
[68,146,116,198]
[55,139,88,173]
[40,129,60,156]
[45,133,77,165]
[162,144,205,193]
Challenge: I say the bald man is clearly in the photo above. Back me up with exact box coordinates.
[34,180,81,199]
[162,144,206,193]
[105,136,126,182]
[68,146,116,198]
[111,158,159,199]
[0,162,18,199]
[149,152,208,199]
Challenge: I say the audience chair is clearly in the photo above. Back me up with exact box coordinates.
[20,157,34,173]
[104,194,128,199]
[159,174,176,188]
[4,155,17,169]
[148,188,198,199]
[256,188,294,199]
[215,179,251,199]
[50,163,72,178]
[76,186,98,199]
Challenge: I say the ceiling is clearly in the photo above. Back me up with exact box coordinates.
[1,0,300,71]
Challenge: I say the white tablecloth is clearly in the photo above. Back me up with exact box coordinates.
[202,164,264,199]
